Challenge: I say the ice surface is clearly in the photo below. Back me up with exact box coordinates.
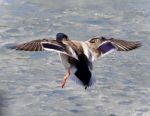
[0,0,150,116]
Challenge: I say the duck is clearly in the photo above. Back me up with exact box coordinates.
[14,33,141,89]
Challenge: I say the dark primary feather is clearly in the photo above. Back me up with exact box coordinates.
[15,38,61,51]
[15,38,80,60]
[108,38,141,51]
[16,39,47,51]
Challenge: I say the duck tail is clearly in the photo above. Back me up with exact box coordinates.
[70,69,96,89]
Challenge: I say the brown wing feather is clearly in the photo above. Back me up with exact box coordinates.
[109,38,141,51]
[16,38,55,51]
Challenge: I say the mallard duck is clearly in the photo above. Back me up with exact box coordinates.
[14,33,141,89]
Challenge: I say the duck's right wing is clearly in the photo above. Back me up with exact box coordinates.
[107,38,141,51]
[87,37,141,60]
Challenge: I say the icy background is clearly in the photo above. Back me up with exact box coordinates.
[0,0,150,116]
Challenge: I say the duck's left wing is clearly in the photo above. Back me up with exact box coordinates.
[15,38,64,52]
[14,38,78,59]
[15,39,50,51]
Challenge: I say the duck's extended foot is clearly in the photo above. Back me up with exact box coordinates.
[61,69,71,88]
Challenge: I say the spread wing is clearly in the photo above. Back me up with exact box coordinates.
[14,38,78,60]
[98,38,141,55]
[89,37,141,59]
[15,38,56,51]
[108,38,141,51]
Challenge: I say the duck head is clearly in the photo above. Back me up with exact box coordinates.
[56,33,69,42]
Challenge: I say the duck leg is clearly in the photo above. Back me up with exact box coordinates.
[61,69,71,88]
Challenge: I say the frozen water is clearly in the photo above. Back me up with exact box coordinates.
[0,0,150,116]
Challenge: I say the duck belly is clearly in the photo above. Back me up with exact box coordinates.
[59,53,71,69]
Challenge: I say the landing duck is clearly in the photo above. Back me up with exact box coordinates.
[14,33,141,89]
